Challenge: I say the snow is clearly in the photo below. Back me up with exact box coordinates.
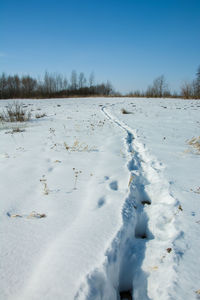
[0,97,200,300]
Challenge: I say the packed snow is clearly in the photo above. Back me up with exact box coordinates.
[0,97,200,300]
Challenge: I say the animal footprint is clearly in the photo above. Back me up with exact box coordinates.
[109,181,118,191]
[97,197,106,208]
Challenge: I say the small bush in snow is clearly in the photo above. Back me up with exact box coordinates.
[121,108,132,114]
[187,136,200,153]
[35,113,46,119]
[5,127,25,134]
[0,102,31,122]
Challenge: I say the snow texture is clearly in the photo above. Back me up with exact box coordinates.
[0,98,200,300]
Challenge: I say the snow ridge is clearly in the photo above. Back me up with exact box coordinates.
[76,105,178,300]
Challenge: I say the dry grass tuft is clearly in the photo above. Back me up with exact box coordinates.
[0,102,31,122]
[27,211,46,219]
[5,127,25,134]
[195,290,200,295]
[121,108,132,114]
[40,176,49,195]
[64,140,96,152]
[73,168,82,189]
[187,136,200,154]
[166,247,172,253]
[8,211,46,219]
[35,113,46,119]
[178,205,183,211]
[10,214,22,218]
[54,160,61,163]
[128,175,134,187]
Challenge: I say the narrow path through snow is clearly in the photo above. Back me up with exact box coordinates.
[76,105,178,300]
[101,106,152,299]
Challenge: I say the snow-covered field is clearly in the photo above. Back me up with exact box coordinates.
[0,97,200,300]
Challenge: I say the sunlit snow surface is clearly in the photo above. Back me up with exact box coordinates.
[0,98,200,300]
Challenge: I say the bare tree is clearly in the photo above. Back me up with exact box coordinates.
[181,81,194,99]
[21,75,37,97]
[0,73,7,98]
[146,75,169,97]
[153,75,168,97]
[54,73,63,92]
[194,66,200,98]
[196,65,200,82]
[44,71,55,94]
[78,72,86,89]
[70,70,78,90]
[63,77,68,90]
[6,75,21,98]
[89,72,95,87]
[105,80,113,95]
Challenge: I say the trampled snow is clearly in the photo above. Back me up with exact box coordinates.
[0,98,200,300]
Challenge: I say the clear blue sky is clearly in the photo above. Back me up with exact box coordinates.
[1,0,200,93]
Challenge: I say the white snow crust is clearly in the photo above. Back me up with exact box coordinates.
[0,98,200,300]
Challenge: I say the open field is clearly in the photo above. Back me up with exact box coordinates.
[0,97,200,300]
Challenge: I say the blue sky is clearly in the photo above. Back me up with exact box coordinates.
[1,0,200,93]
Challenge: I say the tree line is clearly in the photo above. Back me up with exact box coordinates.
[0,71,113,99]
[180,66,200,99]
[127,66,200,99]
[127,75,172,98]
[0,66,199,99]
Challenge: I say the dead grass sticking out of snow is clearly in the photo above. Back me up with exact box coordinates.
[64,140,97,152]
[8,211,46,219]
[121,108,132,114]
[5,127,25,134]
[187,136,200,154]
[35,113,46,119]
[0,102,31,122]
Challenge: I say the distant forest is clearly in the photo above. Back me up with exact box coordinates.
[0,71,113,99]
[0,66,199,99]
